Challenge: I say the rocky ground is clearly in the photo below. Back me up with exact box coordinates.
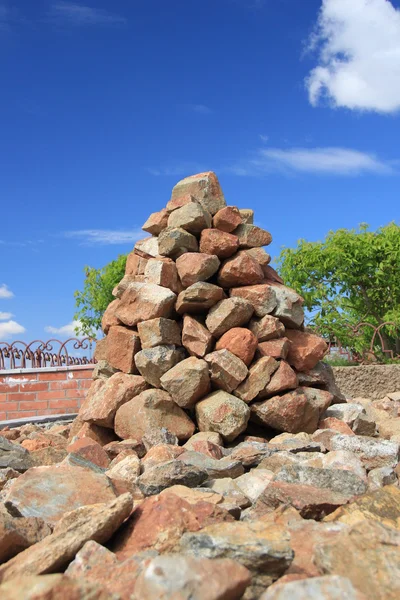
[0,390,399,599]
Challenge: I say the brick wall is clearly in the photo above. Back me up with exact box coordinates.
[0,366,94,421]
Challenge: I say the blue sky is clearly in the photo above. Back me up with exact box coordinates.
[1,0,399,343]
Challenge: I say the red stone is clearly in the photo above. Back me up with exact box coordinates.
[213,206,243,233]
[199,229,239,259]
[218,253,264,287]
[105,326,141,374]
[286,329,328,371]
[258,338,290,359]
[215,328,258,366]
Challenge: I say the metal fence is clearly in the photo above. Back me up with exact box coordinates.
[0,338,97,370]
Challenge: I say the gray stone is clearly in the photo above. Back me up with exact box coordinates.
[204,349,248,393]
[137,460,208,495]
[158,227,198,258]
[271,284,304,328]
[160,357,211,408]
[274,464,367,498]
[135,345,185,388]
[260,575,366,600]
[327,434,400,469]
[176,282,225,314]
[178,451,244,479]
[167,202,212,234]
[196,391,250,442]
[206,297,254,338]
[0,437,33,473]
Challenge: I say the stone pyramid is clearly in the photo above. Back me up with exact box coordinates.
[77,171,345,445]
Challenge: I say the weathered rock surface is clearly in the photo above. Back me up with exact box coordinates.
[137,460,208,495]
[176,252,220,287]
[230,285,277,318]
[260,575,366,600]
[135,345,185,388]
[160,357,211,408]
[116,283,176,327]
[199,229,239,258]
[206,297,254,338]
[114,389,195,441]
[158,227,199,257]
[137,317,181,348]
[170,172,226,216]
[215,327,258,366]
[182,314,214,357]
[176,282,225,314]
[205,349,248,393]
[196,391,250,442]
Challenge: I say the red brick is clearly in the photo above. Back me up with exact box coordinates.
[50,380,78,390]
[49,399,80,409]
[64,407,78,414]
[0,402,18,411]
[74,369,94,379]
[7,411,37,419]
[0,412,6,420]
[38,372,69,381]
[8,393,36,402]
[37,408,68,416]
[66,389,86,399]
[0,383,19,393]
[20,382,49,392]
[19,401,48,411]
[0,394,7,402]
[79,379,93,389]
[37,391,66,401]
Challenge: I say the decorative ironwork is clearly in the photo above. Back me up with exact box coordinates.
[0,338,97,370]
[320,321,400,364]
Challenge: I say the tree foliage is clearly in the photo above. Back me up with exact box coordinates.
[277,223,400,357]
[74,254,127,337]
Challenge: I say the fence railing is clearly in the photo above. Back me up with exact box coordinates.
[0,338,97,370]
[321,321,400,363]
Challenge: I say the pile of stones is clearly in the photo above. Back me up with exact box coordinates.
[0,172,399,600]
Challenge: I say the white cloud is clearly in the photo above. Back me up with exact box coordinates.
[48,2,126,26]
[229,146,395,176]
[0,320,25,340]
[259,134,269,142]
[0,312,13,320]
[0,284,14,299]
[65,229,144,245]
[45,320,83,337]
[306,0,400,113]
[186,104,213,115]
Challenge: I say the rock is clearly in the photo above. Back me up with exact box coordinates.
[215,327,258,366]
[205,478,252,509]
[260,575,366,600]
[249,481,352,520]
[352,414,377,437]
[72,422,117,447]
[233,224,272,248]
[182,440,223,459]
[314,520,400,600]
[105,454,141,492]
[138,460,207,496]
[125,252,148,276]
[218,252,265,287]
[196,391,250,442]
[160,357,211,408]
[322,450,366,481]
[249,315,285,342]
[368,466,397,490]
[199,229,239,258]
[234,357,279,402]
[0,437,33,472]
[167,201,212,233]
[285,329,328,371]
[299,361,346,404]
[176,253,220,287]
[324,485,400,530]
[326,434,400,469]
[135,236,159,257]
[206,297,254,338]
[228,441,275,468]
[251,387,333,434]
[101,298,121,334]
[65,540,142,600]
[92,360,119,380]
[213,205,243,233]
[114,389,195,442]
[111,492,233,558]
[176,282,225,314]
[0,493,133,583]
[230,284,277,318]
[170,172,226,216]
[5,465,117,526]
[116,283,176,327]
[0,574,118,600]
[271,284,305,328]
[67,439,111,469]
[183,431,224,449]
[181,520,293,589]
[234,469,274,502]
[141,445,184,471]
[323,403,366,427]
[166,192,198,213]
[133,554,251,600]
[263,361,298,396]
[258,338,290,360]
[274,464,367,498]
[104,439,145,459]
[79,372,148,428]
[144,258,181,294]
[94,337,107,361]
[137,317,181,348]
[0,512,51,563]
[135,345,185,388]
[239,209,254,223]
[318,418,355,435]
[142,208,169,235]
[0,468,19,492]
[105,326,141,373]
[158,227,199,257]
[142,429,179,451]
[182,314,214,357]
[178,451,244,479]
[204,349,248,393]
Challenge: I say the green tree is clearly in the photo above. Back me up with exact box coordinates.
[277,223,400,359]
[73,254,127,337]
